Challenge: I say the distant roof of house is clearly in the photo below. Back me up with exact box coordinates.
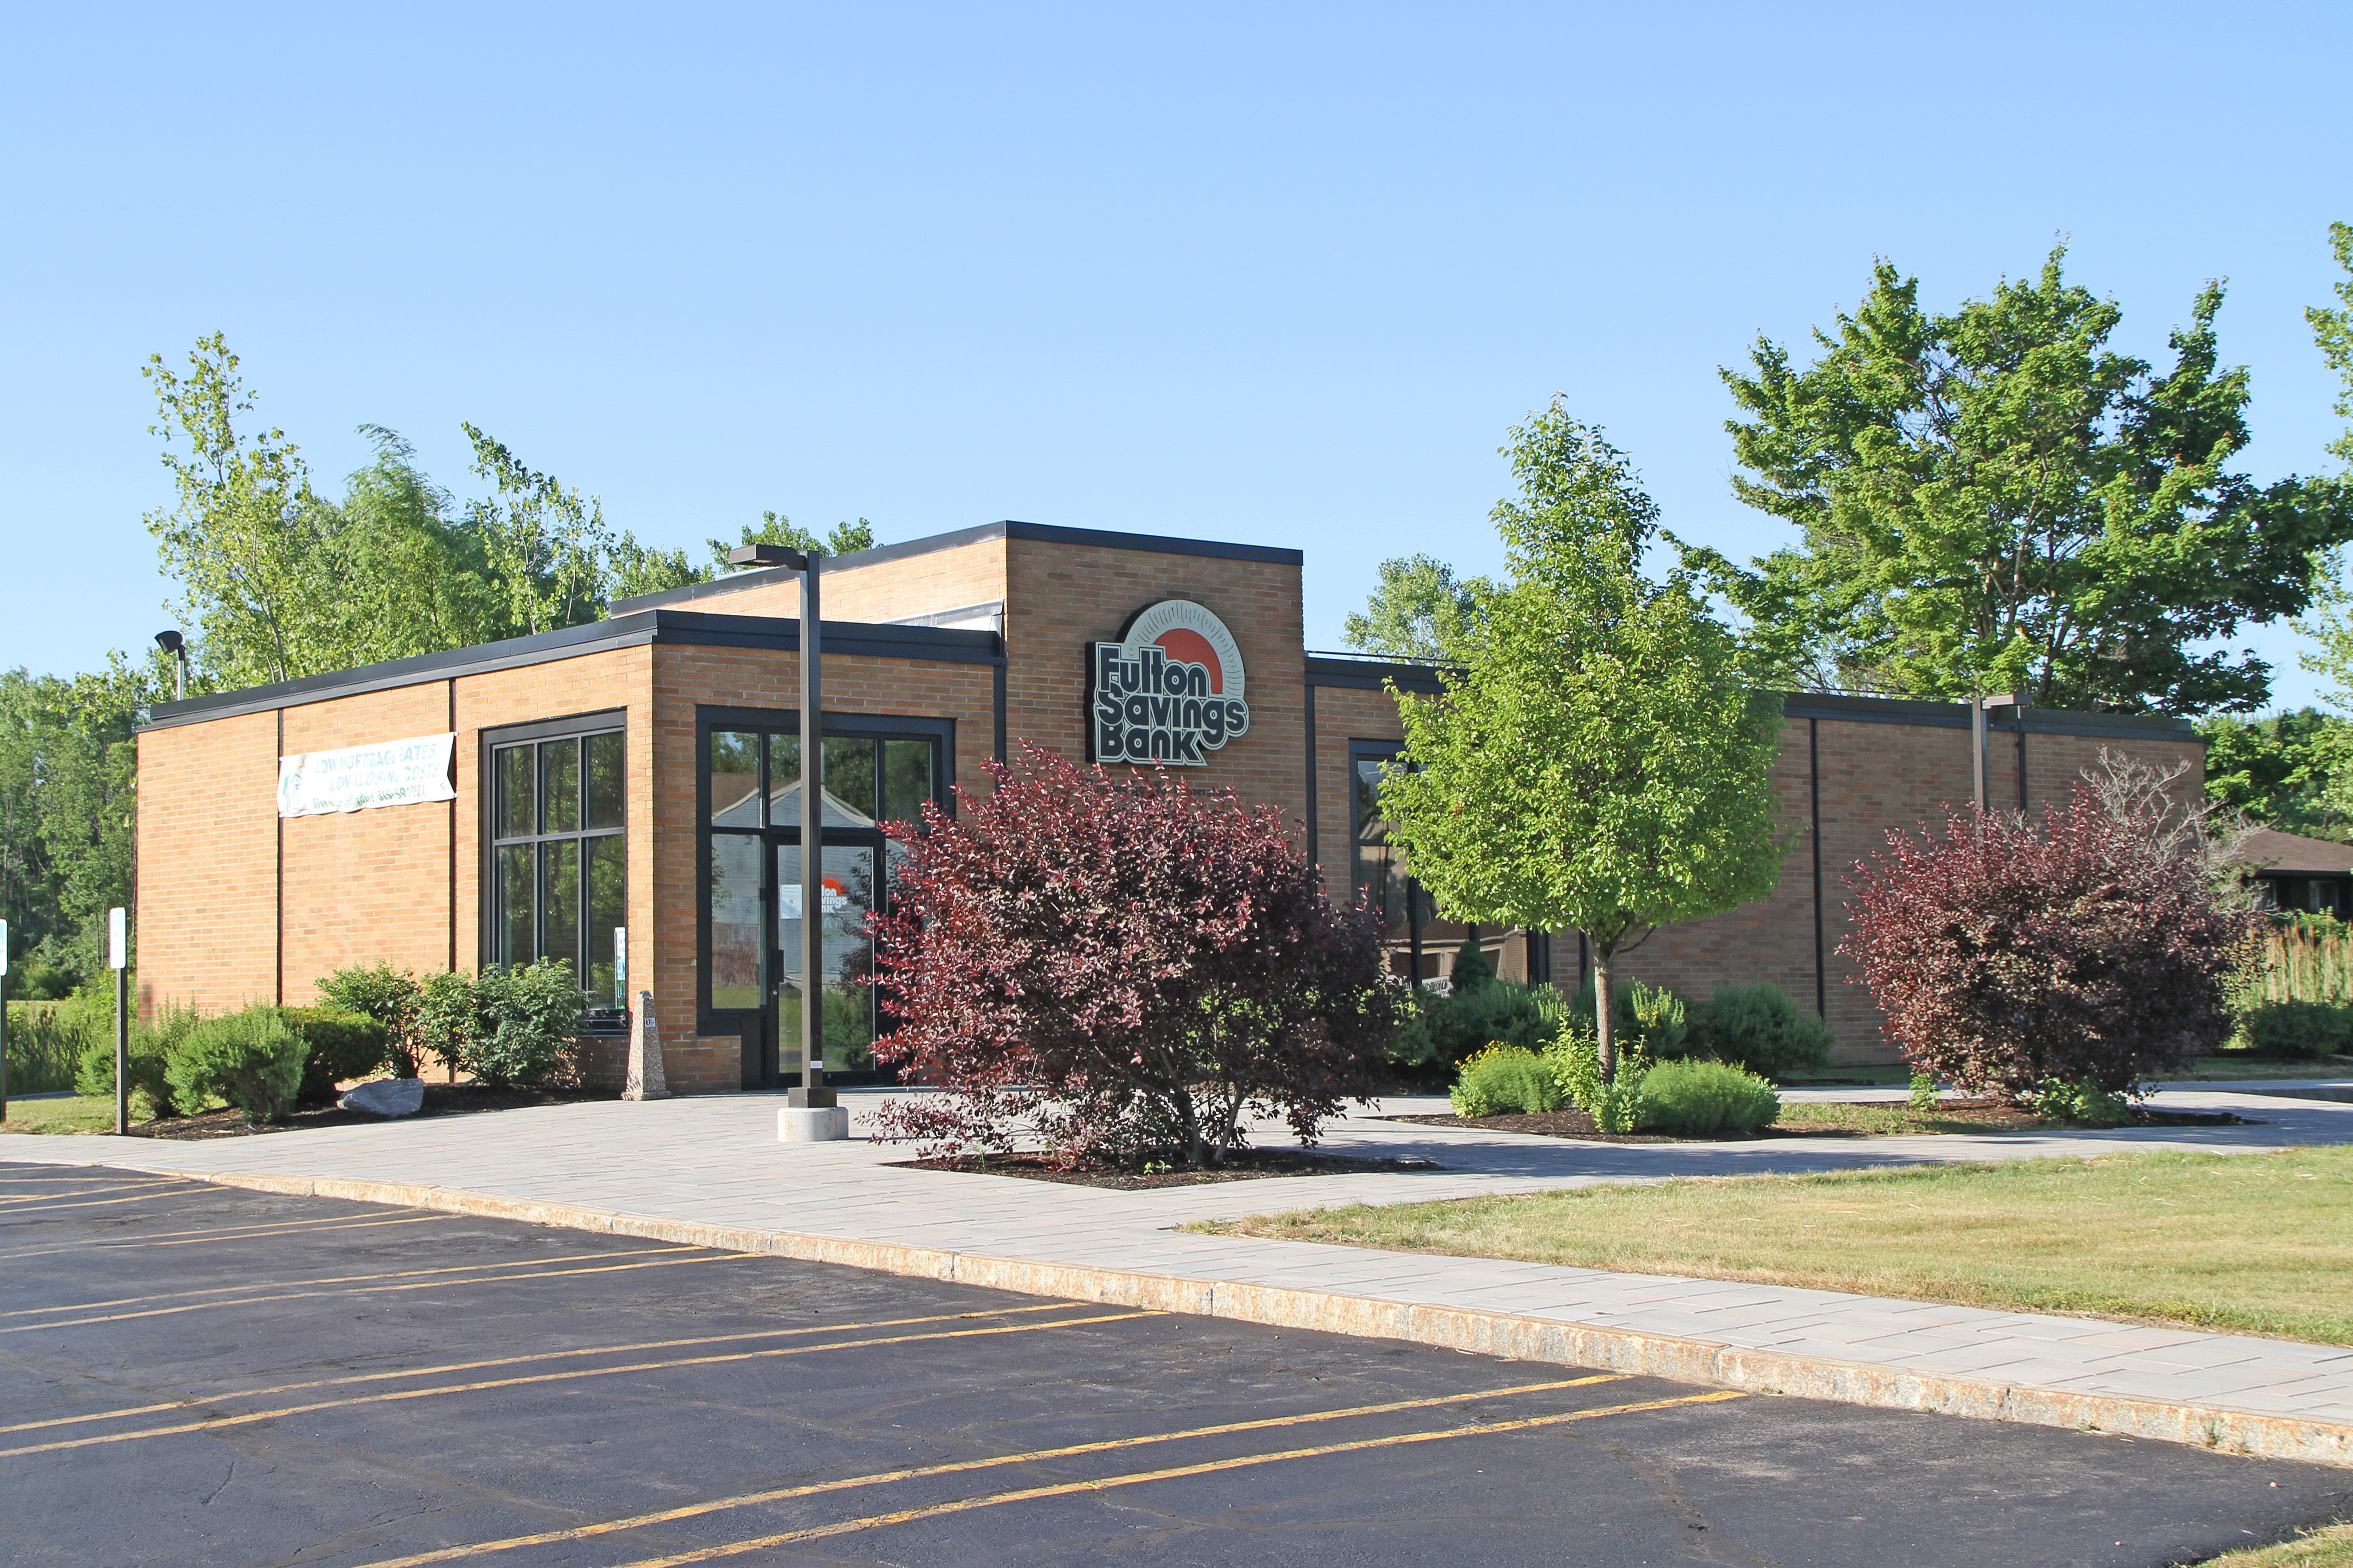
[2236,827,2353,877]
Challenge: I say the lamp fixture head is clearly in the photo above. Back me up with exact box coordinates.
[728,544,809,571]
[154,630,184,656]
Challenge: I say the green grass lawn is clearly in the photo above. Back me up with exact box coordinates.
[1201,1145,2353,1345]
[1769,1101,2055,1136]
[2169,1054,2353,1081]
[2198,1523,2353,1567]
[0,1095,131,1134]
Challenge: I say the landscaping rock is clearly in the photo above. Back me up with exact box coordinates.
[339,1077,425,1118]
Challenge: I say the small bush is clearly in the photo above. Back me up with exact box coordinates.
[1538,1027,1650,1130]
[1685,984,1832,1077]
[2239,1000,2353,1061]
[1555,975,1689,1060]
[1389,978,1554,1074]
[467,960,586,1088]
[281,1008,390,1104]
[1450,1044,1564,1116]
[15,961,77,1001]
[315,963,429,1077]
[417,970,477,1072]
[74,1004,199,1118]
[1907,1071,1939,1116]
[2029,1075,2132,1127]
[164,1007,308,1125]
[1636,1058,1780,1136]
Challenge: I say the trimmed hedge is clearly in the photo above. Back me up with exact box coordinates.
[1636,1058,1780,1136]
[2239,999,2353,1061]
[281,1007,391,1104]
[164,1007,308,1125]
[1685,984,1833,1077]
[1450,1045,1564,1116]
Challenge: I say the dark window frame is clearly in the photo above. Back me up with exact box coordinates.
[695,706,956,1039]
[1349,739,1429,983]
[478,708,630,1033]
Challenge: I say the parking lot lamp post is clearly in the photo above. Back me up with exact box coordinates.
[728,542,831,1107]
[108,907,127,1135]
[154,630,187,702]
[1,918,10,1123]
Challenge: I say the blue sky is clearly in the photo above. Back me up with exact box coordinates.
[5,3,2350,708]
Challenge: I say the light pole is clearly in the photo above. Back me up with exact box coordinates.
[108,907,128,1135]
[1973,692,2022,813]
[728,543,831,1109]
[154,630,187,702]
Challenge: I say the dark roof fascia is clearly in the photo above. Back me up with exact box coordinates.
[608,520,1302,616]
[1303,656,1450,695]
[140,611,1002,731]
[1780,691,2200,741]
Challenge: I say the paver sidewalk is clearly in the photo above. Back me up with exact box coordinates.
[8,1083,2353,1463]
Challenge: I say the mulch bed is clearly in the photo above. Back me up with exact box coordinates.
[135,1082,619,1140]
[888,1148,1447,1190]
[1385,1099,2256,1143]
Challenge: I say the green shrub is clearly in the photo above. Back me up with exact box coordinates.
[281,1008,390,1104]
[1450,1044,1565,1116]
[1685,984,1833,1077]
[1537,1027,1649,1130]
[417,969,477,1071]
[1446,937,1495,993]
[2029,1075,2132,1127]
[164,1007,308,1125]
[5,1001,95,1095]
[464,960,586,1088]
[1908,1070,1939,1115]
[316,963,430,1077]
[2238,999,2353,1061]
[1635,1058,1781,1136]
[73,1003,200,1118]
[14,961,77,1001]
[1389,977,1553,1073]
[1554,976,1689,1060]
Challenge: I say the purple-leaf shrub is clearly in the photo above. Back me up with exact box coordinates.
[1840,788,2257,1101]
[867,744,1404,1168]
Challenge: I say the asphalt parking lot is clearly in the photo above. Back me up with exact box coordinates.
[2,1159,2347,1568]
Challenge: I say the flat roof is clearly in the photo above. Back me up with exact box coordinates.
[141,610,1002,731]
[609,520,1305,615]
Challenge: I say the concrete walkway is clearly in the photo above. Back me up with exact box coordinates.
[6,1082,2353,1465]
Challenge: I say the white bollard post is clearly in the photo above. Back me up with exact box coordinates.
[622,989,669,1101]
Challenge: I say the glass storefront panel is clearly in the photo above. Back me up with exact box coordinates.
[540,839,581,979]
[586,732,625,830]
[707,832,762,1010]
[497,746,534,840]
[586,835,626,1006]
[498,844,535,965]
[709,731,762,829]
[883,739,931,825]
[541,736,581,833]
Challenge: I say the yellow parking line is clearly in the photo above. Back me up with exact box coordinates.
[606,1391,1752,1566]
[0,1179,187,1204]
[0,1190,219,1218]
[0,1304,1082,1438]
[1,1245,698,1319]
[0,1311,1161,1459]
[346,1374,1631,1568]
[2,1250,754,1336]
[0,1212,448,1261]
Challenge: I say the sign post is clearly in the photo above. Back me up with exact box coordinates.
[0,918,10,1124]
[108,907,127,1136]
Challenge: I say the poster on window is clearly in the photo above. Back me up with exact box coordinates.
[278,733,457,817]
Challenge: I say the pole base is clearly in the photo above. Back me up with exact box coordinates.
[787,1084,837,1109]
[778,1106,849,1142]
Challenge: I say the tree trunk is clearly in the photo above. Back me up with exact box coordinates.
[1593,944,1617,1084]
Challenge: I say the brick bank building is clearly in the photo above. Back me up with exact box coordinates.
[136,521,2204,1082]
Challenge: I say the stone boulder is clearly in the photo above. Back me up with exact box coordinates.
[339,1077,426,1118]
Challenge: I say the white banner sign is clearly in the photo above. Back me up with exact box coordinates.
[278,733,456,818]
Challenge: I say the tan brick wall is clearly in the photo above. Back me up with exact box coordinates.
[1002,538,1309,832]
[1609,716,2206,1065]
[1307,682,1408,904]
[650,643,999,1093]
[659,538,1009,624]
[135,712,279,1018]
[278,684,462,1012]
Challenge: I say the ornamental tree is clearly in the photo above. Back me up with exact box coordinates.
[1840,783,2258,1101]
[867,745,1403,1168]
[1379,402,1788,1082]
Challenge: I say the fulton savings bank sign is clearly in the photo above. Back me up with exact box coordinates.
[1089,600,1250,766]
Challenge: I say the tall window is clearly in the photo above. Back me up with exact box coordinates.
[490,726,627,1026]
[700,710,949,1084]
[1351,740,1429,981]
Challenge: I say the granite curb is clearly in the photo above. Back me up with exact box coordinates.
[188,1166,2353,1470]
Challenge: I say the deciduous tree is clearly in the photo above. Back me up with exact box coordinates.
[1379,401,1788,1082]
[1684,247,2353,713]
[1341,555,1487,660]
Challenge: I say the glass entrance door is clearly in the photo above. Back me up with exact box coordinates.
[770,842,879,1081]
